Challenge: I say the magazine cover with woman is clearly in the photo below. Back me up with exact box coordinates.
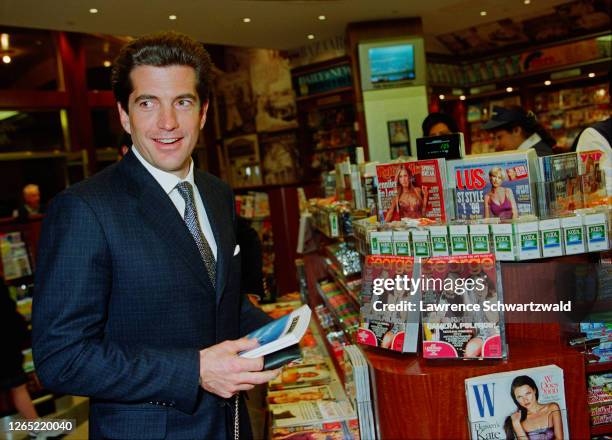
[357,255,420,353]
[420,253,507,359]
[447,150,539,220]
[375,159,448,224]
[465,365,569,440]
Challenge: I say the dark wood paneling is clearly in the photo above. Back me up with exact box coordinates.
[0,91,70,109]
[56,32,96,175]
[87,90,116,108]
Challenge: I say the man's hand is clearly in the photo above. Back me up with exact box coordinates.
[199,338,281,398]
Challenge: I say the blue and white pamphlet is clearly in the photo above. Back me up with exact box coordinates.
[240,304,311,359]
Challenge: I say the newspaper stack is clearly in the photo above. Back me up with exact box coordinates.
[344,345,377,440]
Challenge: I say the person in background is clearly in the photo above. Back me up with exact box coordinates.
[236,216,265,299]
[32,32,278,440]
[13,184,43,221]
[482,106,555,156]
[422,112,460,137]
[0,283,38,424]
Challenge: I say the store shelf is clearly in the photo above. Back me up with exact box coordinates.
[295,86,353,102]
[323,259,361,308]
[314,281,358,338]
[311,312,347,385]
[586,361,612,374]
[591,422,612,436]
[313,144,353,152]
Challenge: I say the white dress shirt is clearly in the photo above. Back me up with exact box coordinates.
[517,133,542,151]
[132,146,217,259]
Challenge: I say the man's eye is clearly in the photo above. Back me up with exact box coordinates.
[178,99,193,107]
[139,101,153,108]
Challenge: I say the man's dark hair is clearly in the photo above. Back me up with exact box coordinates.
[111,32,213,113]
[422,112,459,136]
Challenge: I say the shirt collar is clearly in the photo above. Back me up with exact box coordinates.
[132,145,194,194]
[518,133,542,151]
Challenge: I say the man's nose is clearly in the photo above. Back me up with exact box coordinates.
[158,106,178,130]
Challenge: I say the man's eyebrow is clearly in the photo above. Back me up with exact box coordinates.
[175,93,198,101]
[134,94,158,102]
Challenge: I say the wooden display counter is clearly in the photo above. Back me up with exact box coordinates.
[302,251,602,439]
[364,342,589,439]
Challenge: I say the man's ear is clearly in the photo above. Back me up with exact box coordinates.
[117,102,131,134]
[511,125,523,138]
[199,100,210,129]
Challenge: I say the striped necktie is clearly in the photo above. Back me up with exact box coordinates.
[175,182,216,288]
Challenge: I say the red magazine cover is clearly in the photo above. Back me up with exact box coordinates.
[578,150,609,207]
[420,253,506,359]
[357,255,419,353]
[376,159,447,223]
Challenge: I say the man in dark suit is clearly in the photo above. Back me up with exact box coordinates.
[32,32,278,440]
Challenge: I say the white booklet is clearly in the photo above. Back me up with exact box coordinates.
[240,304,311,359]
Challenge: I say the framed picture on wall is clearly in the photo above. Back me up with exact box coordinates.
[388,119,411,157]
[224,134,263,188]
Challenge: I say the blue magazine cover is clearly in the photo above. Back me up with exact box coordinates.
[448,151,538,220]
[246,313,292,346]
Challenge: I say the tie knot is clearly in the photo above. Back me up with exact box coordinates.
[176,181,194,203]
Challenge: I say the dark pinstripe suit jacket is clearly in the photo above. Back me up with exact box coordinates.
[32,151,271,439]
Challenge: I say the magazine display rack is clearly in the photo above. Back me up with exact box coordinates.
[303,238,599,438]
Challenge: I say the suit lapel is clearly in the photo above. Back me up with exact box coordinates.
[195,172,232,304]
[119,152,216,294]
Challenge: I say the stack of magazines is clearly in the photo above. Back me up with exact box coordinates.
[344,345,377,440]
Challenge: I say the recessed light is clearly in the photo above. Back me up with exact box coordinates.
[243,17,251,23]
[439,94,445,100]
[524,0,531,4]
[318,15,326,20]
[89,8,98,14]
[588,72,595,78]
[103,60,111,67]
[544,80,551,86]
[480,11,487,16]
[506,86,513,92]
[169,15,177,20]
[307,34,315,40]
[2,55,11,64]
[459,95,466,101]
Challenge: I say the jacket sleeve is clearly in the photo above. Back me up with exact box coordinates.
[32,193,200,414]
[239,293,274,336]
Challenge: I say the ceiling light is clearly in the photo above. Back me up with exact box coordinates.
[243,17,251,23]
[89,8,98,14]
[480,11,487,16]
[588,72,595,78]
[459,95,466,101]
[169,15,177,20]
[318,15,326,20]
[103,60,111,67]
[544,80,551,86]
[307,34,315,40]
[0,34,8,51]
[524,0,531,4]
[439,94,445,100]
[506,86,513,92]
[2,55,11,64]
